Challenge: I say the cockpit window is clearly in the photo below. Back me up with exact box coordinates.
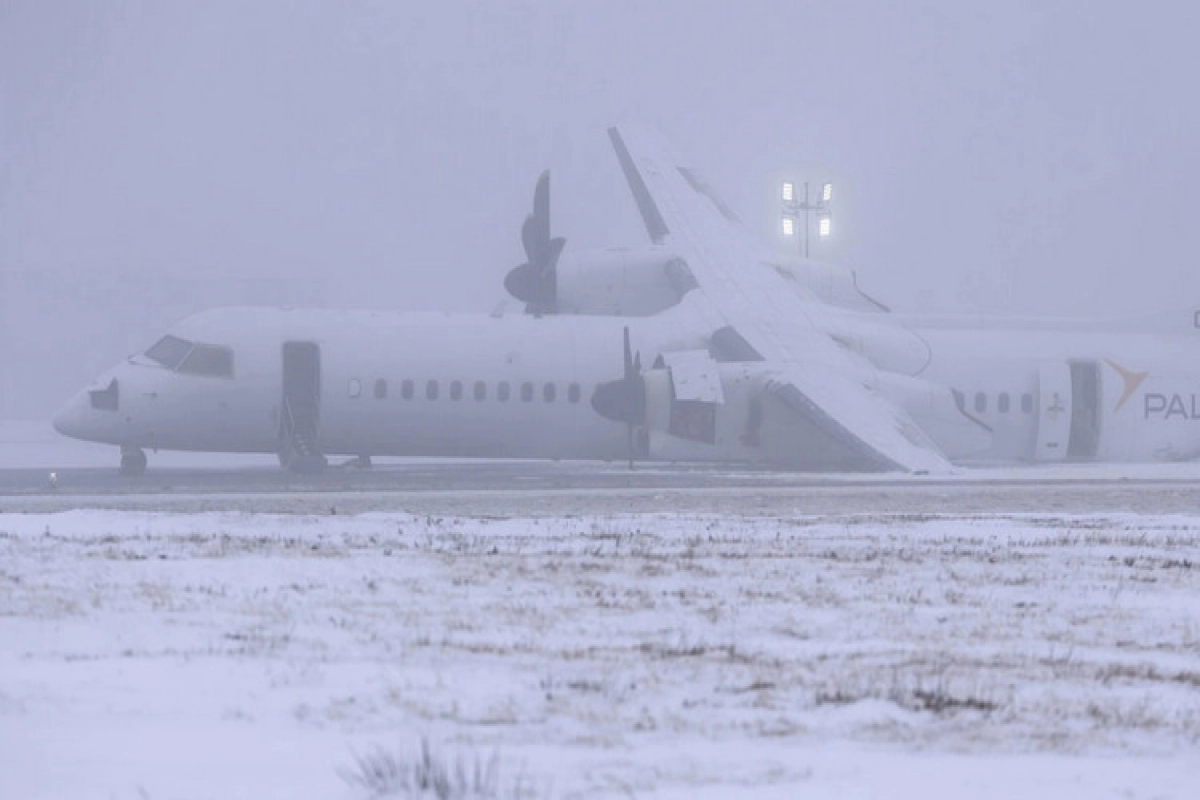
[179,344,234,378]
[143,335,233,377]
[144,335,193,369]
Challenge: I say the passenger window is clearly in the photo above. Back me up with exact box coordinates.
[974,392,987,413]
[349,379,362,398]
[1022,393,1034,414]
[568,382,581,403]
[144,335,194,370]
[474,380,486,401]
[450,381,463,401]
[374,379,387,400]
[521,382,534,402]
[426,380,438,400]
[401,379,414,400]
[178,344,234,378]
[998,392,1010,413]
[497,381,510,402]
[543,383,556,402]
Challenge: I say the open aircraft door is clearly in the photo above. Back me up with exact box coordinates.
[279,342,327,472]
[1034,362,1072,461]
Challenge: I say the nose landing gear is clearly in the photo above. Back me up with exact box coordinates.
[120,446,147,476]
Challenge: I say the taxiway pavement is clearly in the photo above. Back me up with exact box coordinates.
[4,459,1200,516]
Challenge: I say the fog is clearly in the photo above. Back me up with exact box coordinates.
[3,1,1199,420]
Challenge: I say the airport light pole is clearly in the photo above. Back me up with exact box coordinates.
[781,180,832,259]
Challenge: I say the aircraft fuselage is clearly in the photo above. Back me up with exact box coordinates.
[53,307,684,463]
[52,305,1200,470]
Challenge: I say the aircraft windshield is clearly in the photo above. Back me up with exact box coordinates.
[144,335,193,369]
[178,344,234,378]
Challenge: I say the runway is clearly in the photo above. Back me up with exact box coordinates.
[5,458,1200,516]
[5,417,1200,515]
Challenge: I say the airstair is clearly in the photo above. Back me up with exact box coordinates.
[279,341,327,473]
[279,399,327,473]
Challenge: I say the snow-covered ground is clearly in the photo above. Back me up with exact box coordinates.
[2,509,1198,798]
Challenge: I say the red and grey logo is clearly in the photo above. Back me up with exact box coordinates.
[1105,360,1148,414]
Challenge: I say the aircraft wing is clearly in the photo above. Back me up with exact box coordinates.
[609,124,952,473]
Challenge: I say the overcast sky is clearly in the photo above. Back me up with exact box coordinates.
[3,1,1199,418]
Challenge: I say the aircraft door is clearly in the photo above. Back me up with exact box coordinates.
[1066,360,1101,461]
[1034,363,1072,461]
[280,342,326,471]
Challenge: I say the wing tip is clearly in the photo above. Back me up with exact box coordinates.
[608,125,670,244]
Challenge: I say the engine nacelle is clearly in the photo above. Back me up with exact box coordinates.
[640,360,874,469]
[516,244,897,321]
[553,246,686,316]
[639,356,774,465]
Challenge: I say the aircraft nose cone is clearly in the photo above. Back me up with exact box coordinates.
[52,398,74,434]
[52,392,92,440]
[53,370,127,444]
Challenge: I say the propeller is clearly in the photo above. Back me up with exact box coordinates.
[504,170,566,314]
[590,326,646,469]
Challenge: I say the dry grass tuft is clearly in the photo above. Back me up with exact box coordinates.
[339,737,544,799]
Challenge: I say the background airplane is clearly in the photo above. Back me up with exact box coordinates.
[52,127,1200,475]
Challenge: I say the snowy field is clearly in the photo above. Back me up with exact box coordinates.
[3,509,1199,799]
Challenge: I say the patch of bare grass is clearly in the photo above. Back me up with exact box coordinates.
[339,737,544,799]
[815,669,1001,716]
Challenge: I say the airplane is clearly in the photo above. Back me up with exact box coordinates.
[52,125,1200,475]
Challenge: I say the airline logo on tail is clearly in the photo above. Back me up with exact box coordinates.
[1106,360,1148,413]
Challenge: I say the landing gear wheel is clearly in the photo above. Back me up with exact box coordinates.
[120,447,147,477]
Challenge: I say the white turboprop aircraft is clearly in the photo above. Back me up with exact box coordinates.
[53,126,1200,475]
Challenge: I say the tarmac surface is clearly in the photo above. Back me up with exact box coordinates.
[5,458,1200,516]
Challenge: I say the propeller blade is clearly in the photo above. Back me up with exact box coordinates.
[532,170,550,240]
[521,213,541,265]
[623,326,640,470]
[591,327,647,467]
[506,171,564,313]
[544,236,565,308]
[627,421,635,470]
[623,326,633,377]
[547,236,566,269]
[521,172,551,264]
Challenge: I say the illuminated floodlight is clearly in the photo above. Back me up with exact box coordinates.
[782,216,796,237]
[782,182,794,203]
[822,182,832,203]
[818,215,831,238]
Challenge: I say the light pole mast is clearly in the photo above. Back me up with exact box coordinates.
[781,180,832,259]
